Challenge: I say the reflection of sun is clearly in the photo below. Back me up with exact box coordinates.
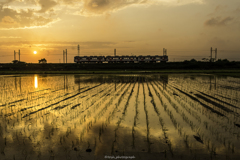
[34,51,37,54]
[34,75,38,88]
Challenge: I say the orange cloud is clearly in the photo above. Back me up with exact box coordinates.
[204,16,234,27]
[0,8,60,29]
[78,0,148,16]
[1,16,18,25]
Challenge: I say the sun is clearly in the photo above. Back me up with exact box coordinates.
[34,51,37,54]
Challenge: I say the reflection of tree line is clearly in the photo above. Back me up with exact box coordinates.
[74,75,169,84]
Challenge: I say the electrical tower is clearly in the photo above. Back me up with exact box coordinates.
[163,48,167,56]
[63,49,67,63]
[14,50,16,60]
[66,49,67,63]
[63,50,65,63]
[14,50,20,61]
[210,47,217,62]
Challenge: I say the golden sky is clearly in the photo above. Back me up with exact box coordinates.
[0,0,239,63]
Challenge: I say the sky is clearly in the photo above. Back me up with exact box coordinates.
[0,0,240,63]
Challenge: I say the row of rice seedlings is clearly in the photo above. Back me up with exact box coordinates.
[211,78,240,101]
[67,86,118,126]
[172,93,239,144]
[74,79,133,146]
[21,83,104,119]
[162,81,233,136]
[169,78,240,152]
[150,82,217,156]
[174,85,238,130]
[1,83,90,120]
[163,81,233,128]
[150,88,193,155]
[57,83,125,127]
[60,82,129,142]
[95,80,140,154]
[196,91,240,112]
[145,82,174,156]
[70,81,127,123]
[194,94,232,116]
[72,82,134,150]
[104,80,135,124]
[132,81,140,149]
[0,77,69,105]
[105,81,137,125]
[142,82,152,153]
[152,80,237,156]
[171,76,240,108]
[0,82,104,142]
[152,81,200,133]
[109,82,136,154]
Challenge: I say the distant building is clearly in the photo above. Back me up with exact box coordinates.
[39,58,47,63]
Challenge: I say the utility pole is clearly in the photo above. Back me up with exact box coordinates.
[215,48,217,61]
[114,49,116,56]
[66,49,67,63]
[163,48,167,56]
[63,50,65,63]
[19,50,20,61]
[63,49,67,63]
[78,45,80,56]
[14,50,16,60]
[210,47,212,62]
[210,47,217,62]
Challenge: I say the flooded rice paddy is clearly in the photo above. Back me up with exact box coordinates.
[0,74,240,160]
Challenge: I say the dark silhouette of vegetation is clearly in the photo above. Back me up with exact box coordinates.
[38,58,47,63]
[0,59,239,72]
[12,60,26,64]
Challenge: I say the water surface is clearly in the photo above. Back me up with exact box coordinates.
[0,74,240,160]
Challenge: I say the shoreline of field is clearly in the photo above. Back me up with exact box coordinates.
[0,69,240,77]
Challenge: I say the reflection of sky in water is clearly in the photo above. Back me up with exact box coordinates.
[0,74,240,160]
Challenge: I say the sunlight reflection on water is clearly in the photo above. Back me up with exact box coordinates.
[34,75,38,89]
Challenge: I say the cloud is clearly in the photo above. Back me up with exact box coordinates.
[204,16,234,26]
[38,0,58,13]
[0,0,205,29]
[70,0,204,16]
[0,7,60,29]
[1,15,18,24]
[0,40,117,49]
[77,0,148,16]
[214,5,228,12]
[208,36,229,47]
[0,36,21,38]
[235,7,240,13]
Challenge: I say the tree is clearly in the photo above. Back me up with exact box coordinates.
[190,59,197,63]
[39,58,47,63]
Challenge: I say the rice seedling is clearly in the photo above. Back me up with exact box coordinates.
[0,74,240,159]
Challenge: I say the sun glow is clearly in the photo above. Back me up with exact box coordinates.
[34,51,37,54]
[34,75,38,88]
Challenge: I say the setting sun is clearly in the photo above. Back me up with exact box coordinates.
[34,51,37,54]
